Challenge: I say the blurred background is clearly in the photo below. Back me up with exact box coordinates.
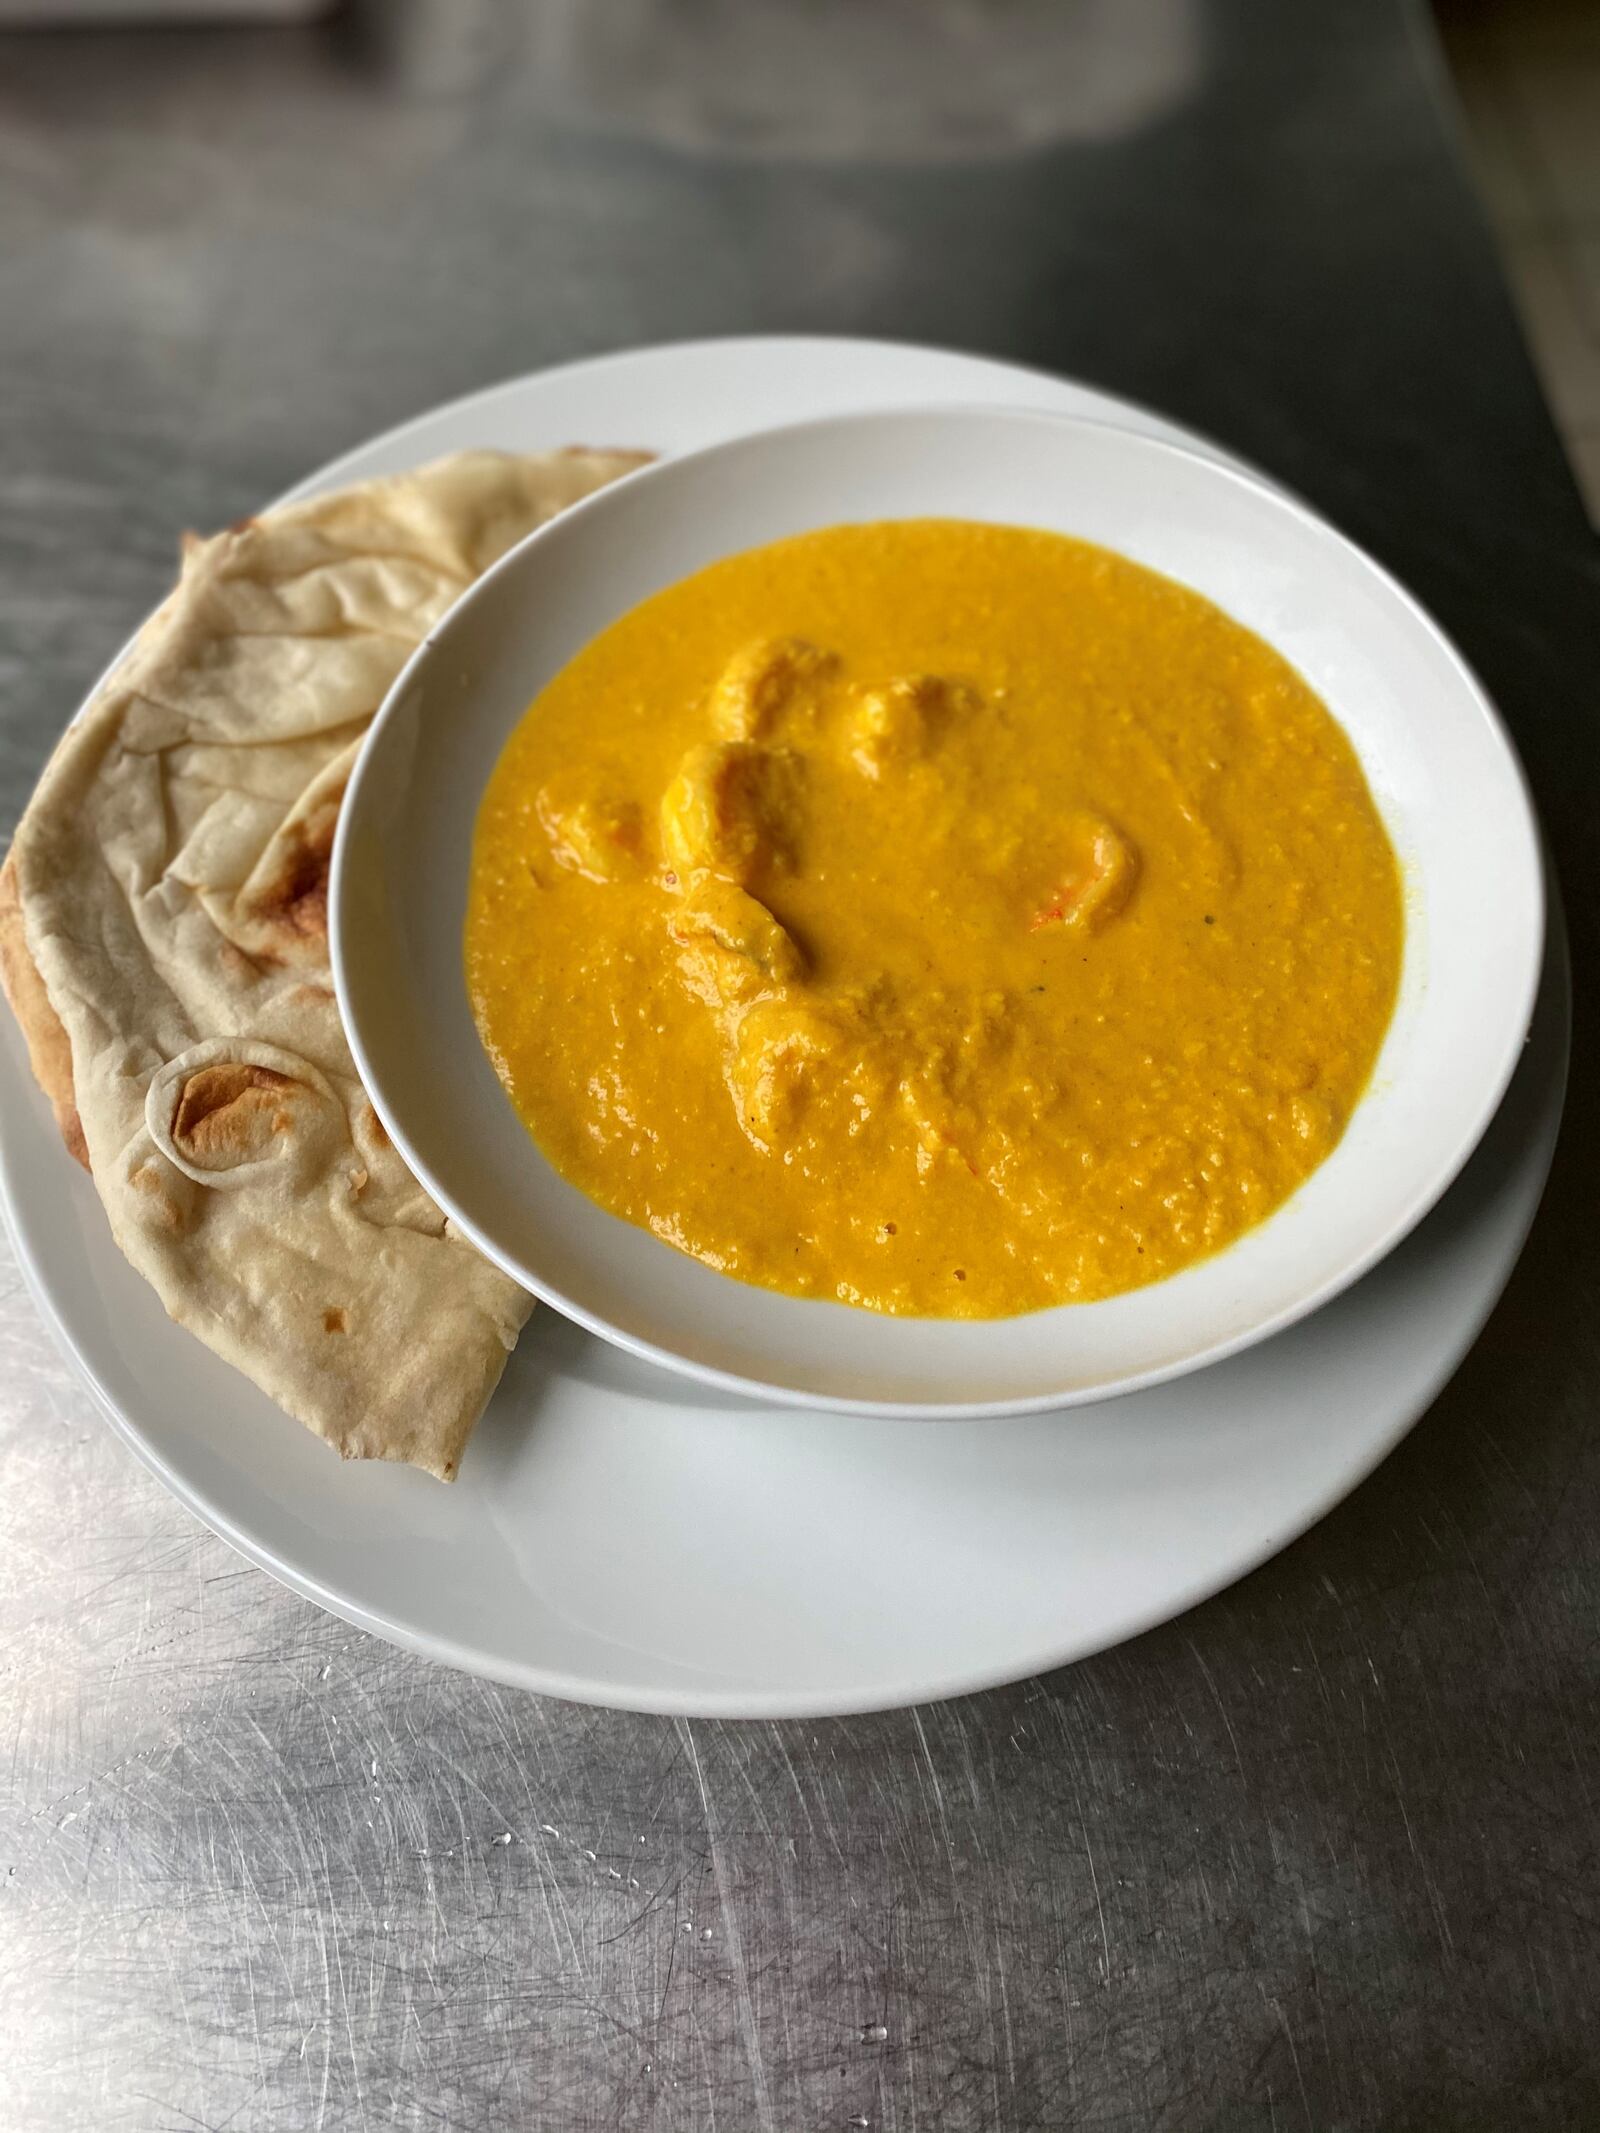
[0,0,1595,524]
[1437,0,1600,517]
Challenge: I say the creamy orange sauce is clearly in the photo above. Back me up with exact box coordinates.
[466,520,1403,1316]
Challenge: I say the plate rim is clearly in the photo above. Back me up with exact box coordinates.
[270,329,1287,509]
[0,333,1568,1716]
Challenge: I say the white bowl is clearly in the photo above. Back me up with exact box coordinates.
[330,406,1544,1417]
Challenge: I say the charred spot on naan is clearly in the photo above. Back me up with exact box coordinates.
[231,778,344,963]
[128,1158,189,1234]
[196,736,362,973]
[262,825,333,941]
[144,1040,344,1189]
[217,942,266,984]
[171,1061,300,1167]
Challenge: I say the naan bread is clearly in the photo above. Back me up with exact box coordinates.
[1,447,649,1479]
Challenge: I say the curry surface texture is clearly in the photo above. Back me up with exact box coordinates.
[465,520,1403,1317]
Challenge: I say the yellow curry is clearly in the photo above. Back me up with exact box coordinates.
[465,520,1402,1317]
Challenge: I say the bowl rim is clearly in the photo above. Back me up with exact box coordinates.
[330,400,1546,1418]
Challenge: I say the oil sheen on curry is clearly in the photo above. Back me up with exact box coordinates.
[466,521,1403,1317]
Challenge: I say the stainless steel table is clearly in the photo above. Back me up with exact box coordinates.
[3,4,1597,2126]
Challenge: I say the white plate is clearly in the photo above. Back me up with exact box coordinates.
[0,337,1567,1715]
[335,403,1543,1415]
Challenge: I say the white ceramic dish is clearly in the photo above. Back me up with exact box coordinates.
[1,336,1565,1716]
[333,402,1544,1416]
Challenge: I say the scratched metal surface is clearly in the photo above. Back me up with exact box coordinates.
[2,2,1599,2127]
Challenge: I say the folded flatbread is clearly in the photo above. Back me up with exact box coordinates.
[0,447,648,1479]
